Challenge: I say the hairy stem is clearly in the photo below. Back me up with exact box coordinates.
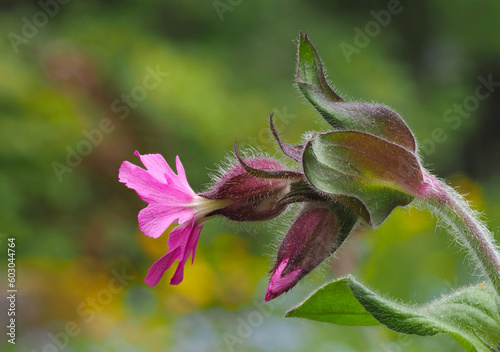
[420,172,500,301]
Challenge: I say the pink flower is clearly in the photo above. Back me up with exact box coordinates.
[119,151,295,287]
[119,151,229,286]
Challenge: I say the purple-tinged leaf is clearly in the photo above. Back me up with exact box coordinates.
[296,34,416,152]
[302,131,424,227]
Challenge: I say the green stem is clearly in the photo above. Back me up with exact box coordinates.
[421,172,500,301]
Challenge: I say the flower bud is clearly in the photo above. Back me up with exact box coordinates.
[200,157,291,221]
[266,204,340,301]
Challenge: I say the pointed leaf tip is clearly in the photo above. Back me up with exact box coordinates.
[233,142,303,181]
[296,35,417,153]
[286,276,380,326]
[297,33,343,104]
[269,113,303,162]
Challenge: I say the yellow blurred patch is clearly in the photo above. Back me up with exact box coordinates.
[210,234,268,308]
[18,257,133,332]
[370,206,435,248]
[148,233,268,314]
[163,256,218,314]
[137,225,176,258]
[450,176,485,211]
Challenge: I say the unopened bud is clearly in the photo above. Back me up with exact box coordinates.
[266,204,339,301]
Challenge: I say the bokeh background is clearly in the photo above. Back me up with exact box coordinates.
[2,1,500,351]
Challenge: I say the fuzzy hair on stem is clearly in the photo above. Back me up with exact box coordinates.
[419,172,500,302]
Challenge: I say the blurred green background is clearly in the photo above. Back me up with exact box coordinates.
[2,0,500,351]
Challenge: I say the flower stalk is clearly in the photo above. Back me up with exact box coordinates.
[420,172,500,301]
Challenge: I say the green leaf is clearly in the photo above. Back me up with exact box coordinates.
[315,102,417,152]
[285,276,380,326]
[296,32,343,104]
[296,33,416,152]
[302,131,423,227]
[286,276,500,352]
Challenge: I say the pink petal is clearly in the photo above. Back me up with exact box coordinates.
[119,152,199,238]
[120,155,194,203]
[265,258,302,302]
[134,151,174,183]
[172,156,194,195]
[144,248,181,286]
[144,222,203,286]
[138,204,195,238]
[119,161,172,203]
[168,223,203,285]
[132,152,194,196]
